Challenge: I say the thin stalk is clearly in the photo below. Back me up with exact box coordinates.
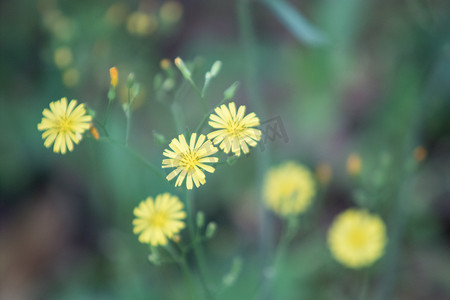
[97,137,167,182]
[125,87,132,146]
[190,80,208,113]
[166,243,197,300]
[171,102,186,135]
[359,270,370,300]
[194,96,229,134]
[185,189,214,299]
[104,99,112,128]
[236,0,272,298]
[125,111,131,146]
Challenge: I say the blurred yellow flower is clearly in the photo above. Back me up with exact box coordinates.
[159,1,183,25]
[54,46,73,69]
[327,209,387,269]
[315,162,332,186]
[126,11,157,36]
[37,97,92,154]
[62,68,80,87]
[109,67,118,87]
[413,146,427,162]
[162,133,218,190]
[105,3,128,27]
[160,58,171,70]
[263,162,316,216]
[133,193,186,246]
[347,153,362,176]
[207,102,261,157]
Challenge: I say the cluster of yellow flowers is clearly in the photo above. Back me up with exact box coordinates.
[37,64,388,269]
[162,102,262,190]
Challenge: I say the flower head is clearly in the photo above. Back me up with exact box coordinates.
[109,67,118,87]
[263,162,315,217]
[37,97,92,154]
[347,153,362,176]
[207,102,261,157]
[133,193,186,246]
[327,209,387,269]
[162,133,218,190]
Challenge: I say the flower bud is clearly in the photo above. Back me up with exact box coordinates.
[205,222,217,239]
[153,130,167,145]
[196,211,205,228]
[174,57,192,80]
[210,60,222,77]
[224,81,239,100]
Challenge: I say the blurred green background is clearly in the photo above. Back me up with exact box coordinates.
[1,0,450,299]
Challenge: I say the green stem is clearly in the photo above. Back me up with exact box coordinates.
[97,137,167,182]
[94,118,110,138]
[125,111,131,146]
[166,243,197,300]
[236,0,272,298]
[190,80,208,113]
[185,189,214,299]
[359,270,370,300]
[171,102,186,135]
[125,86,132,146]
[104,99,112,128]
[194,97,229,134]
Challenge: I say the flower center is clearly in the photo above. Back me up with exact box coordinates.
[58,117,73,133]
[149,212,168,228]
[226,120,244,137]
[348,228,367,249]
[180,151,200,171]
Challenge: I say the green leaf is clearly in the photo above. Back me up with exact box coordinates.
[261,0,327,46]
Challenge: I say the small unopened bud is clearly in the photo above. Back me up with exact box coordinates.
[196,211,205,228]
[222,257,243,287]
[107,87,116,102]
[174,57,192,80]
[210,60,222,77]
[162,78,175,91]
[224,81,239,100]
[109,67,118,88]
[153,130,167,145]
[89,124,100,140]
[205,222,217,239]
[148,253,162,265]
[131,83,140,101]
[127,73,135,89]
[227,155,238,166]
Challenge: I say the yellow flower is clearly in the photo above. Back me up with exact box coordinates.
[207,102,261,157]
[413,146,427,162]
[347,153,362,176]
[327,209,387,269]
[62,68,80,87]
[54,46,73,69]
[109,67,118,87]
[315,162,332,186]
[162,133,218,190]
[263,162,315,216]
[133,193,186,246]
[37,97,92,154]
[126,11,157,36]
